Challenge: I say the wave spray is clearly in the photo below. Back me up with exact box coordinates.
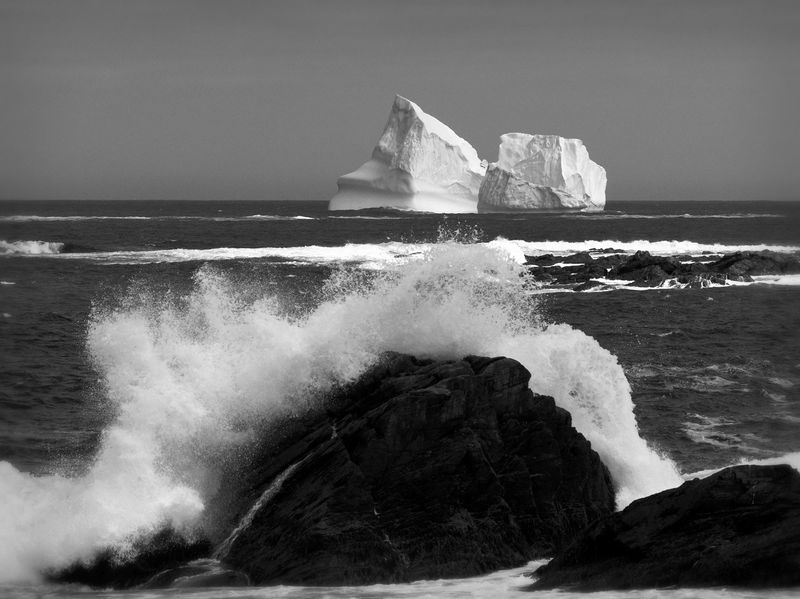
[0,239,681,583]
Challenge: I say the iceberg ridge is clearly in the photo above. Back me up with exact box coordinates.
[329,97,607,213]
[329,95,485,213]
[478,133,607,212]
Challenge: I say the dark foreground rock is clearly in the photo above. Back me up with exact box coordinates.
[50,354,613,589]
[221,353,614,585]
[531,464,800,590]
[51,529,212,589]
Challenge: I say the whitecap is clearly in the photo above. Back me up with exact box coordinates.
[0,240,64,255]
[512,239,799,256]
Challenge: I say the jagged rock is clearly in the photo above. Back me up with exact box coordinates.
[576,262,609,281]
[563,252,594,264]
[329,96,485,213]
[531,464,800,590]
[709,251,800,277]
[478,134,606,212]
[525,250,799,289]
[222,353,615,585]
[610,251,681,280]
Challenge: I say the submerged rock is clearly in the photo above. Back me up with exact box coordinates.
[531,464,800,590]
[141,559,250,589]
[478,134,606,212]
[51,529,212,589]
[222,353,615,584]
[329,96,486,213]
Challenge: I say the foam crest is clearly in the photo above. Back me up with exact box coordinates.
[0,240,681,582]
[684,452,800,480]
[512,239,800,256]
[561,212,783,220]
[0,240,64,255]
[37,238,526,269]
[21,237,799,267]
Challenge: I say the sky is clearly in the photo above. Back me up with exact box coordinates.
[1,0,798,201]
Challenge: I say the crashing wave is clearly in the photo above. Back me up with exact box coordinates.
[0,240,685,582]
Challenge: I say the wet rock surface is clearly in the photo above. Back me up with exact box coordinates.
[531,464,800,590]
[50,354,614,588]
[223,353,615,584]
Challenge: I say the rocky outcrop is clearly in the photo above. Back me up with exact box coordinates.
[329,96,486,213]
[524,250,800,290]
[478,134,607,212]
[221,353,615,584]
[531,464,800,590]
[51,354,614,588]
[709,250,800,277]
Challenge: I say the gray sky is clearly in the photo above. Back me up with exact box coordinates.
[2,0,798,201]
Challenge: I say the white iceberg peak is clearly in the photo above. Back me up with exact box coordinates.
[479,133,607,212]
[329,95,485,213]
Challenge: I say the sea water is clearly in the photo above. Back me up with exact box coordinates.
[0,199,798,597]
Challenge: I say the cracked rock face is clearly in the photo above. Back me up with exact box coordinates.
[531,464,800,590]
[328,96,486,213]
[478,134,607,212]
[222,353,614,584]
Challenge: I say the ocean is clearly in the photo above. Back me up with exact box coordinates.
[1,199,799,598]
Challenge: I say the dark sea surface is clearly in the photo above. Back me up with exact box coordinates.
[1,199,799,597]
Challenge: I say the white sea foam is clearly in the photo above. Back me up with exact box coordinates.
[752,274,800,286]
[0,240,64,255]
[13,236,799,269]
[52,242,435,268]
[36,238,528,269]
[511,239,800,256]
[0,241,687,582]
[682,414,764,453]
[562,212,783,220]
[6,235,799,268]
[2,564,794,599]
[684,452,800,481]
[243,214,315,220]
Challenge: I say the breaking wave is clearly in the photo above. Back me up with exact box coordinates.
[18,238,526,268]
[0,240,64,255]
[7,237,798,267]
[511,239,800,256]
[562,212,783,220]
[0,240,685,582]
[684,452,800,481]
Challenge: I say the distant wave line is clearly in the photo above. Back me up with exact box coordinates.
[561,213,784,220]
[0,214,317,222]
[4,238,799,263]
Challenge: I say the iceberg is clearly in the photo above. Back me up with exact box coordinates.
[328,96,486,213]
[478,133,607,212]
